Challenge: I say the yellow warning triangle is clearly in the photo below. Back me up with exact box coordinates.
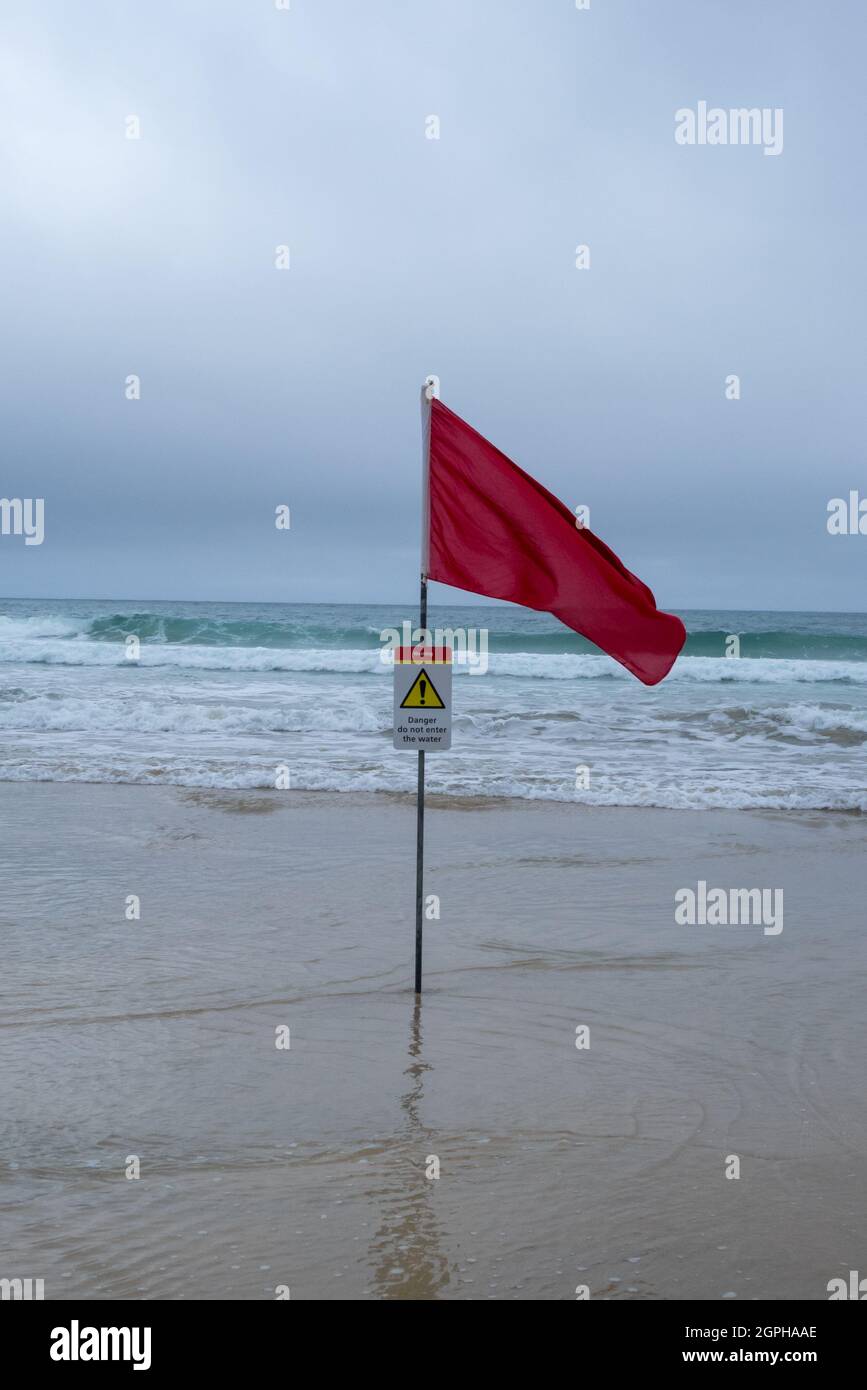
[400,667,445,709]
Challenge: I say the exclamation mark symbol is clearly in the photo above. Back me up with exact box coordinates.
[419,678,427,705]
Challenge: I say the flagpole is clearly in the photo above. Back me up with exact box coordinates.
[415,573,426,995]
[415,376,437,994]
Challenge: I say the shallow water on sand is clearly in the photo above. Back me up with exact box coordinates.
[2,785,866,1299]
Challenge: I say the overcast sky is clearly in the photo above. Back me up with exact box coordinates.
[0,0,864,610]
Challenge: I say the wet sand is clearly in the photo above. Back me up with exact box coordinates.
[2,783,866,1300]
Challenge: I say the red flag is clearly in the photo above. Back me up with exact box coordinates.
[426,399,685,685]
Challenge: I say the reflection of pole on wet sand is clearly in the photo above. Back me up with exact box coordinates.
[369,1001,450,1299]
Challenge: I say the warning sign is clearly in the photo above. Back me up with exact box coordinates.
[393,647,452,751]
[400,668,445,710]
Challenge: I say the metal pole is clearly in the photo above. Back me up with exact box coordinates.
[415,376,436,994]
[415,572,427,994]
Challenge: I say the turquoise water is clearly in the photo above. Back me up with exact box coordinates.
[4,598,867,660]
[0,599,865,808]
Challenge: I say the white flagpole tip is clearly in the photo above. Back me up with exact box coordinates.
[423,375,440,401]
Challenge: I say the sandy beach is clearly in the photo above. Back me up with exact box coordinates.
[3,782,866,1300]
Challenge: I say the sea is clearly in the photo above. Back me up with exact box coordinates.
[0,598,865,811]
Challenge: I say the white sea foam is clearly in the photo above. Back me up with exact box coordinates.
[0,604,864,810]
[1,636,866,686]
[0,753,863,811]
[0,693,387,735]
[0,615,88,640]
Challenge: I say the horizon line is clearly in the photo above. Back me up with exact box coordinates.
[1,595,866,617]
